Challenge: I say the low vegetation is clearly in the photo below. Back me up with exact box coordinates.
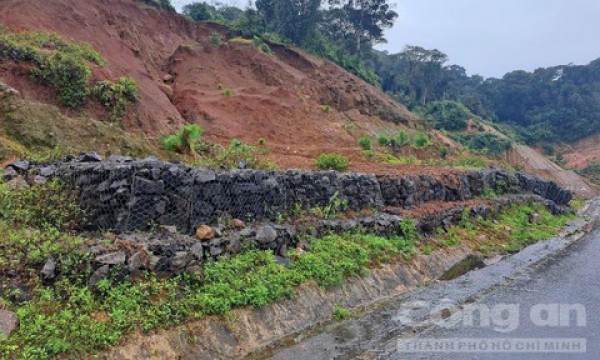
[162,124,276,170]
[0,172,575,359]
[0,29,137,120]
[426,203,574,256]
[358,135,372,150]
[315,153,349,171]
[451,132,512,156]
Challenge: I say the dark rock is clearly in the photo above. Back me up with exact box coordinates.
[0,310,18,339]
[7,160,29,171]
[39,166,55,177]
[256,225,278,245]
[80,152,103,162]
[154,257,171,273]
[108,155,133,163]
[171,252,191,271]
[127,251,148,273]
[95,251,127,266]
[190,242,205,260]
[2,167,18,181]
[89,265,110,287]
[132,177,164,195]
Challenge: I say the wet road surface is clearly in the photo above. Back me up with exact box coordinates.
[266,207,600,360]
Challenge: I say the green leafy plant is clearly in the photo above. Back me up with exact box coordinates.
[413,132,432,148]
[315,153,349,171]
[358,135,372,150]
[321,104,332,113]
[93,77,138,122]
[377,134,390,146]
[163,124,204,155]
[210,139,276,170]
[391,130,411,148]
[223,88,233,97]
[333,305,352,320]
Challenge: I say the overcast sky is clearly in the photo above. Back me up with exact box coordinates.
[173,0,600,78]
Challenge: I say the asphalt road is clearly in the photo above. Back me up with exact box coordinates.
[266,207,600,360]
[383,226,600,360]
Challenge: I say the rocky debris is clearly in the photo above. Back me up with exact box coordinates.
[196,225,216,241]
[530,213,541,224]
[74,193,566,281]
[6,160,30,172]
[38,166,55,177]
[41,258,57,282]
[256,225,278,244]
[89,265,110,288]
[95,251,127,266]
[2,167,18,181]
[232,219,246,228]
[0,309,18,339]
[80,152,103,162]
[163,74,174,83]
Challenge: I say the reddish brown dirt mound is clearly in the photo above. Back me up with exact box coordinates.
[0,0,417,171]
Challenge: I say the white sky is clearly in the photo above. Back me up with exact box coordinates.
[173,0,600,78]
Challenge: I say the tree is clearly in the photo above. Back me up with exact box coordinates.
[183,2,223,22]
[256,0,321,45]
[326,0,398,53]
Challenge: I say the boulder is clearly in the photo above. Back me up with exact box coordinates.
[95,251,127,266]
[2,167,18,181]
[232,219,246,228]
[41,258,57,281]
[256,225,278,245]
[196,225,216,241]
[0,310,18,339]
[80,152,102,162]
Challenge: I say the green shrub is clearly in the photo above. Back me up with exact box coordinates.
[413,132,432,148]
[358,135,372,150]
[163,124,204,155]
[321,104,332,113]
[424,100,473,131]
[315,153,349,171]
[438,146,449,159]
[32,52,92,107]
[223,88,233,97]
[210,32,222,46]
[377,134,390,146]
[333,305,352,320]
[451,132,512,155]
[391,130,411,148]
[93,77,138,122]
[210,139,276,170]
[0,30,137,120]
[140,0,176,12]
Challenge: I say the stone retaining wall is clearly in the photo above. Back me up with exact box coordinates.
[4,155,572,235]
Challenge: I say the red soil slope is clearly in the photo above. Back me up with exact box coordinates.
[0,0,418,169]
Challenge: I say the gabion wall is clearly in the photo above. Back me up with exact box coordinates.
[6,155,572,234]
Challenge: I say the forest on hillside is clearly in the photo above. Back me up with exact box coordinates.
[153,0,600,146]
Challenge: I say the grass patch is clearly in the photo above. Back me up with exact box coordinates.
[431,203,575,256]
[1,216,417,358]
